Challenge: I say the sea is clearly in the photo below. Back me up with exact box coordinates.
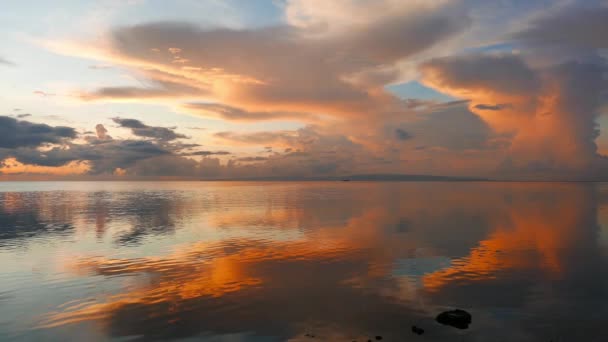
[1,181,607,341]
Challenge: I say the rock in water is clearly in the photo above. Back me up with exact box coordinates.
[435,309,472,329]
[411,325,425,335]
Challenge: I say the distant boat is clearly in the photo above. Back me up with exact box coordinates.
[341,179,351,182]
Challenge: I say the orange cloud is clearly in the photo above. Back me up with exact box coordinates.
[40,0,470,121]
[421,54,607,176]
[0,158,90,176]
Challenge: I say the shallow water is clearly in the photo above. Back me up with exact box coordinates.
[1,181,608,341]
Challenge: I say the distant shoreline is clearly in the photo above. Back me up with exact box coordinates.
[0,174,607,183]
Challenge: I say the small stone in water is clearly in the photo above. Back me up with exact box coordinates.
[435,309,472,329]
[411,325,425,335]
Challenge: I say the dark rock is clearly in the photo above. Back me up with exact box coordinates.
[411,325,425,335]
[435,309,472,329]
[375,337,382,340]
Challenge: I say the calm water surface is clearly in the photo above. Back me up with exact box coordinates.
[1,181,608,341]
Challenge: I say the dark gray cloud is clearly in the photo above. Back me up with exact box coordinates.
[421,54,540,97]
[86,86,171,99]
[112,118,147,129]
[16,113,32,118]
[0,56,14,66]
[0,116,76,149]
[404,105,496,151]
[126,155,199,177]
[170,142,201,150]
[431,99,471,109]
[185,150,231,156]
[5,139,171,171]
[8,146,91,167]
[85,139,172,174]
[474,103,512,111]
[512,6,608,49]
[80,78,207,101]
[112,117,186,141]
[333,4,471,64]
[0,116,192,173]
[237,156,268,162]
[394,128,412,141]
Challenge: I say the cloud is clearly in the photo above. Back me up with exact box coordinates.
[214,130,303,147]
[283,151,310,158]
[0,116,224,177]
[85,139,172,174]
[185,150,231,156]
[78,76,209,101]
[473,103,511,111]
[122,154,199,177]
[420,53,608,176]
[512,6,608,49]
[88,64,113,70]
[181,103,317,122]
[237,156,268,162]
[19,1,608,179]
[394,128,412,141]
[112,117,186,141]
[16,113,32,118]
[8,147,90,168]
[0,56,14,66]
[213,127,358,154]
[209,126,369,177]
[403,104,496,151]
[0,116,76,149]
[47,0,470,120]
[31,1,493,178]
[95,124,111,140]
[0,116,185,174]
[33,90,56,97]
[420,54,540,99]
[4,138,171,172]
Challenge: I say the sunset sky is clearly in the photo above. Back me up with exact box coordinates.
[1,0,607,180]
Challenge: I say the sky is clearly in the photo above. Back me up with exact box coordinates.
[0,0,607,180]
